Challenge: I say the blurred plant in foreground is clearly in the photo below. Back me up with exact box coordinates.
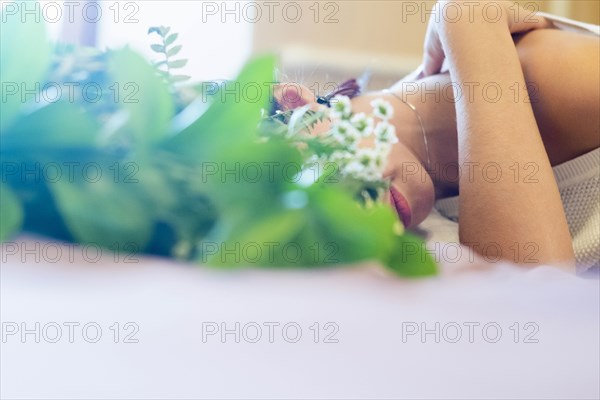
[0,16,436,277]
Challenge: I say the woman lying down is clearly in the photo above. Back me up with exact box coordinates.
[272,1,600,273]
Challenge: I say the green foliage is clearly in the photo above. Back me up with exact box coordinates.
[148,26,191,85]
[164,54,277,156]
[2,102,98,149]
[0,11,52,132]
[109,48,175,145]
[48,176,153,249]
[0,18,437,277]
[0,184,23,241]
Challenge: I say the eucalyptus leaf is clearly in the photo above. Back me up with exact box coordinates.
[165,33,179,46]
[168,59,188,69]
[151,44,165,53]
[167,45,183,57]
[160,26,171,36]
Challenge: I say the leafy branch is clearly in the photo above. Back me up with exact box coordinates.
[148,26,190,85]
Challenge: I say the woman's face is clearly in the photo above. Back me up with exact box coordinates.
[273,83,436,229]
[381,139,435,229]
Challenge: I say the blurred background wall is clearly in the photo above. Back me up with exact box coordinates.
[40,0,599,85]
[252,0,600,90]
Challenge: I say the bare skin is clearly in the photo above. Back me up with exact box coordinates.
[275,2,599,268]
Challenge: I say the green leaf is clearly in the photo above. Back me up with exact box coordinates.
[151,44,165,53]
[167,45,183,57]
[0,184,23,241]
[385,233,438,277]
[306,186,397,263]
[165,33,179,46]
[168,59,188,69]
[160,26,171,37]
[148,26,162,35]
[165,54,277,156]
[289,185,437,275]
[48,177,153,249]
[1,10,52,132]
[203,210,305,266]
[2,103,98,149]
[109,48,175,144]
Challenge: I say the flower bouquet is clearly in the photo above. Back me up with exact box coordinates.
[0,18,436,276]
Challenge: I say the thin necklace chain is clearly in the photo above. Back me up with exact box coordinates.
[384,90,432,172]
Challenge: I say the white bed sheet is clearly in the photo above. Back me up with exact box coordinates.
[1,233,599,400]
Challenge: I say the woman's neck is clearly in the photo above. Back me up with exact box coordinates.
[380,90,460,199]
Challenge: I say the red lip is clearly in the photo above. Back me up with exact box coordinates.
[389,186,412,228]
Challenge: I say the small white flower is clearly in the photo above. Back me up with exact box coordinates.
[370,98,394,120]
[375,140,393,156]
[329,95,352,120]
[374,121,398,144]
[340,148,386,181]
[328,150,352,164]
[330,120,361,148]
[342,160,367,179]
[358,148,385,169]
[350,112,374,137]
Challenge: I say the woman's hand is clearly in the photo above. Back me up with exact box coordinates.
[421,0,552,77]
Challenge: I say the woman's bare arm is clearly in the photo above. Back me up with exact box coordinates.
[436,2,575,267]
[357,28,599,192]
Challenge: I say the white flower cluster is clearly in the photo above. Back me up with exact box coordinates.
[324,96,398,182]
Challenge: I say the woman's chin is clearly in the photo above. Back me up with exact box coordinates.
[389,174,435,229]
